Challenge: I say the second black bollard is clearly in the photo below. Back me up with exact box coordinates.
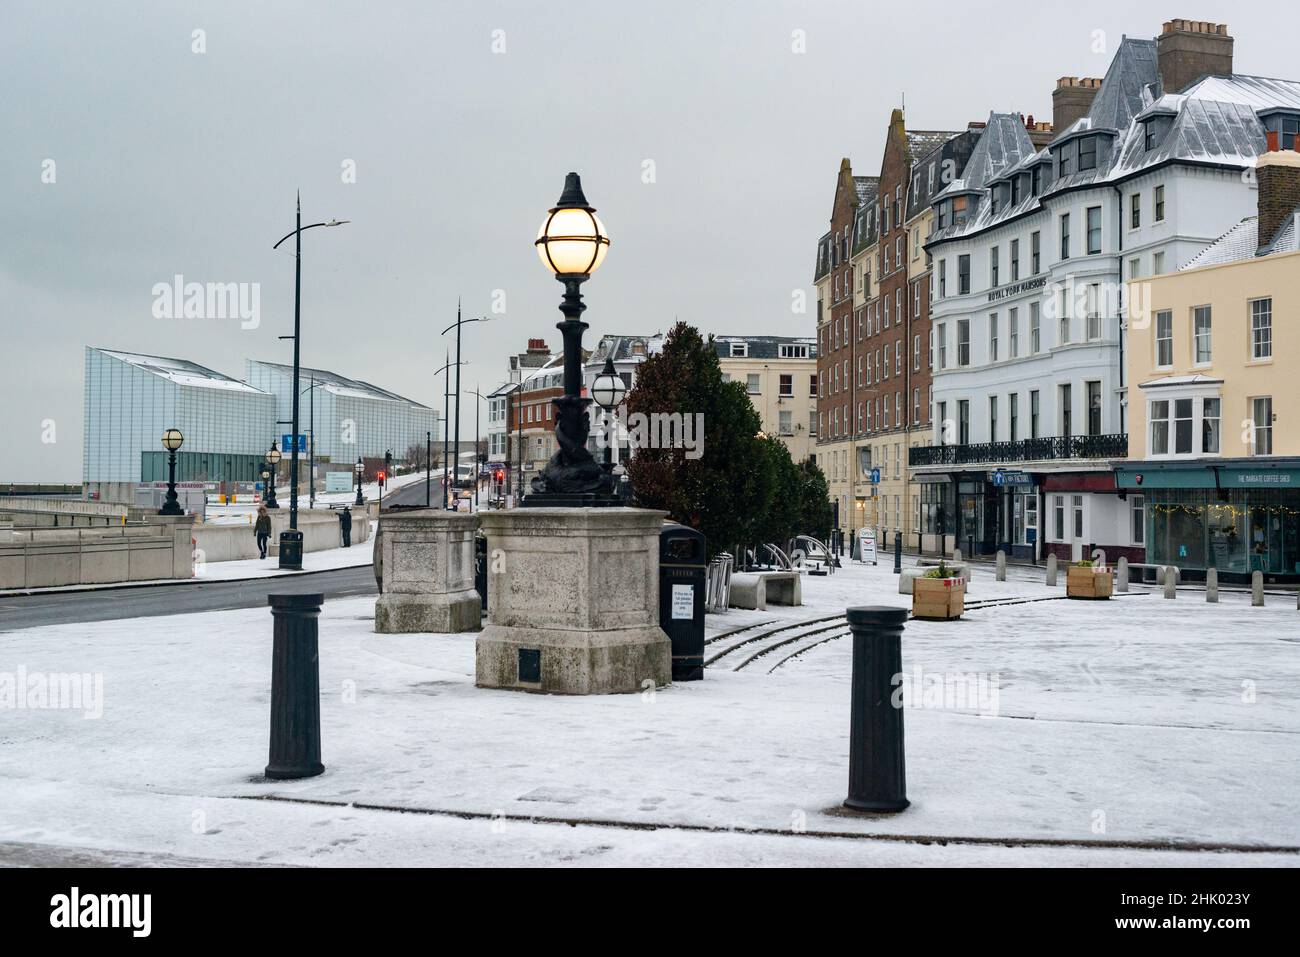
[844,606,909,813]
[893,534,903,575]
[265,593,325,780]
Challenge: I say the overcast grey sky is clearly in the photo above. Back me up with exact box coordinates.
[2,0,1292,481]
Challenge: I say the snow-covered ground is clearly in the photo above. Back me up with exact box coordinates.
[1,559,1296,867]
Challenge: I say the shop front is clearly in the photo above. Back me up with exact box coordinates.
[1115,459,1300,584]
[917,470,1039,560]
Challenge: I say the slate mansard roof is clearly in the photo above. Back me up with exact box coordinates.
[925,37,1300,249]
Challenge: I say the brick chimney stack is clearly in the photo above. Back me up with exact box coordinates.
[1256,142,1300,253]
[1157,19,1233,95]
[1052,77,1102,132]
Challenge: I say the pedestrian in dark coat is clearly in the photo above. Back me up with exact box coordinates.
[339,506,352,548]
[254,505,272,559]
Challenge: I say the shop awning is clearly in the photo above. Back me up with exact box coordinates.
[1115,458,1300,490]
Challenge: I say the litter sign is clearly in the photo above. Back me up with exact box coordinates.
[671,584,694,620]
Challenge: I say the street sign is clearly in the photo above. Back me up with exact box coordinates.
[324,472,353,493]
[869,468,881,485]
[280,434,308,453]
[990,469,1034,487]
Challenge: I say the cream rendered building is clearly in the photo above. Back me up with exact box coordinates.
[715,336,819,464]
[1119,146,1300,581]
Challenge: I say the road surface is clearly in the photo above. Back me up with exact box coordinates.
[0,566,376,631]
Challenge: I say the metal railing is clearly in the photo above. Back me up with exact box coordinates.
[909,433,1128,467]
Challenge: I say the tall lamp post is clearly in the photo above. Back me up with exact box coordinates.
[159,428,184,515]
[354,456,365,507]
[435,355,466,509]
[271,194,348,570]
[464,384,487,511]
[590,356,627,473]
[441,304,492,502]
[265,441,282,509]
[527,172,614,505]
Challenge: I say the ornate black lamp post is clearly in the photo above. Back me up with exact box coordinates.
[265,442,281,509]
[354,456,365,507]
[158,428,184,515]
[526,172,616,506]
[590,356,627,472]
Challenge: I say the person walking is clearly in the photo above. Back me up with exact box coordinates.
[338,506,352,548]
[254,505,272,559]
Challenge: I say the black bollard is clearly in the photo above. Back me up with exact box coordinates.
[844,606,909,813]
[265,593,325,780]
[893,534,903,575]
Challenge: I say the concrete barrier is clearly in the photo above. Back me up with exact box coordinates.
[0,516,194,590]
[192,508,370,563]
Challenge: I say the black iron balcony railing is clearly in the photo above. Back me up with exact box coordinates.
[909,433,1128,468]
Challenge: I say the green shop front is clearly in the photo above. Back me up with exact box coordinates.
[1115,459,1300,584]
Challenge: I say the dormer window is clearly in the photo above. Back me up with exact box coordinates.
[1078,136,1097,172]
[730,341,748,358]
[937,201,951,230]
[1012,175,1023,206]
[1031,164,1044,194]
[1144,122,1158,151]
[1261,110,1300,150]
[1059,144,1073,177]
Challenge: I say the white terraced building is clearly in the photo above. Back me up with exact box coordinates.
[920,18,1300,566]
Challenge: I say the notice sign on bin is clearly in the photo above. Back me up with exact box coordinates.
[671,584,694,619]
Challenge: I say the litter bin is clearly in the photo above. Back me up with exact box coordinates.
[659,524,706,681]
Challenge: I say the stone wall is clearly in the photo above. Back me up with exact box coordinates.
[192,507,372,563]
[0,515,195,590]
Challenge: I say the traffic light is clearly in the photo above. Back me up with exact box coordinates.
[494,468,505,484]
[377,470,386,486]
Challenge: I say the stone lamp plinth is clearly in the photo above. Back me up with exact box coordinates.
[374,509,481,634]
[475,507,671,694]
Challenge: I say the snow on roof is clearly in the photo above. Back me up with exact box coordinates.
[1180,74,1300,111]
[1182,217,1259,269]
[96,349,268,395]
[251,360,431,408]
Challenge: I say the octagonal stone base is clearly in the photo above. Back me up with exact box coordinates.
[373,509,481,634]
[475,507,671,695]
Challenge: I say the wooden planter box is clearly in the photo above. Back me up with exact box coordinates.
[912,577,965,620]
[1066,565,1112,600]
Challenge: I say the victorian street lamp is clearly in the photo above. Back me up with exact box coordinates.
[354,456,365,507]
[265,441,282,509]
[158,428,184,515]
[590,356,627,472]
[527,172,615,505]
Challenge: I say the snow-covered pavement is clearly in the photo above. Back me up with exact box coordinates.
[1,559,1296,866]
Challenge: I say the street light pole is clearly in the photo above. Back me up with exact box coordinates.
[270,196,348,568]
[425,430,431,508]
[464,385,487,512]
[354,456,364,507]
[441,307,492,509]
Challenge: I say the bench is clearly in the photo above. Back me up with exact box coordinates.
[729,571,803,610]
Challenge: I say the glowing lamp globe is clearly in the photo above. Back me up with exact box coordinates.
[535,173,610,276]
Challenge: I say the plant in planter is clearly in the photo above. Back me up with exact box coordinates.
[913,560,966,620]
[1066,558,1112,600]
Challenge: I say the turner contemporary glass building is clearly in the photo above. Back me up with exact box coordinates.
[84,348,438,503]
[83,347,278,503]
